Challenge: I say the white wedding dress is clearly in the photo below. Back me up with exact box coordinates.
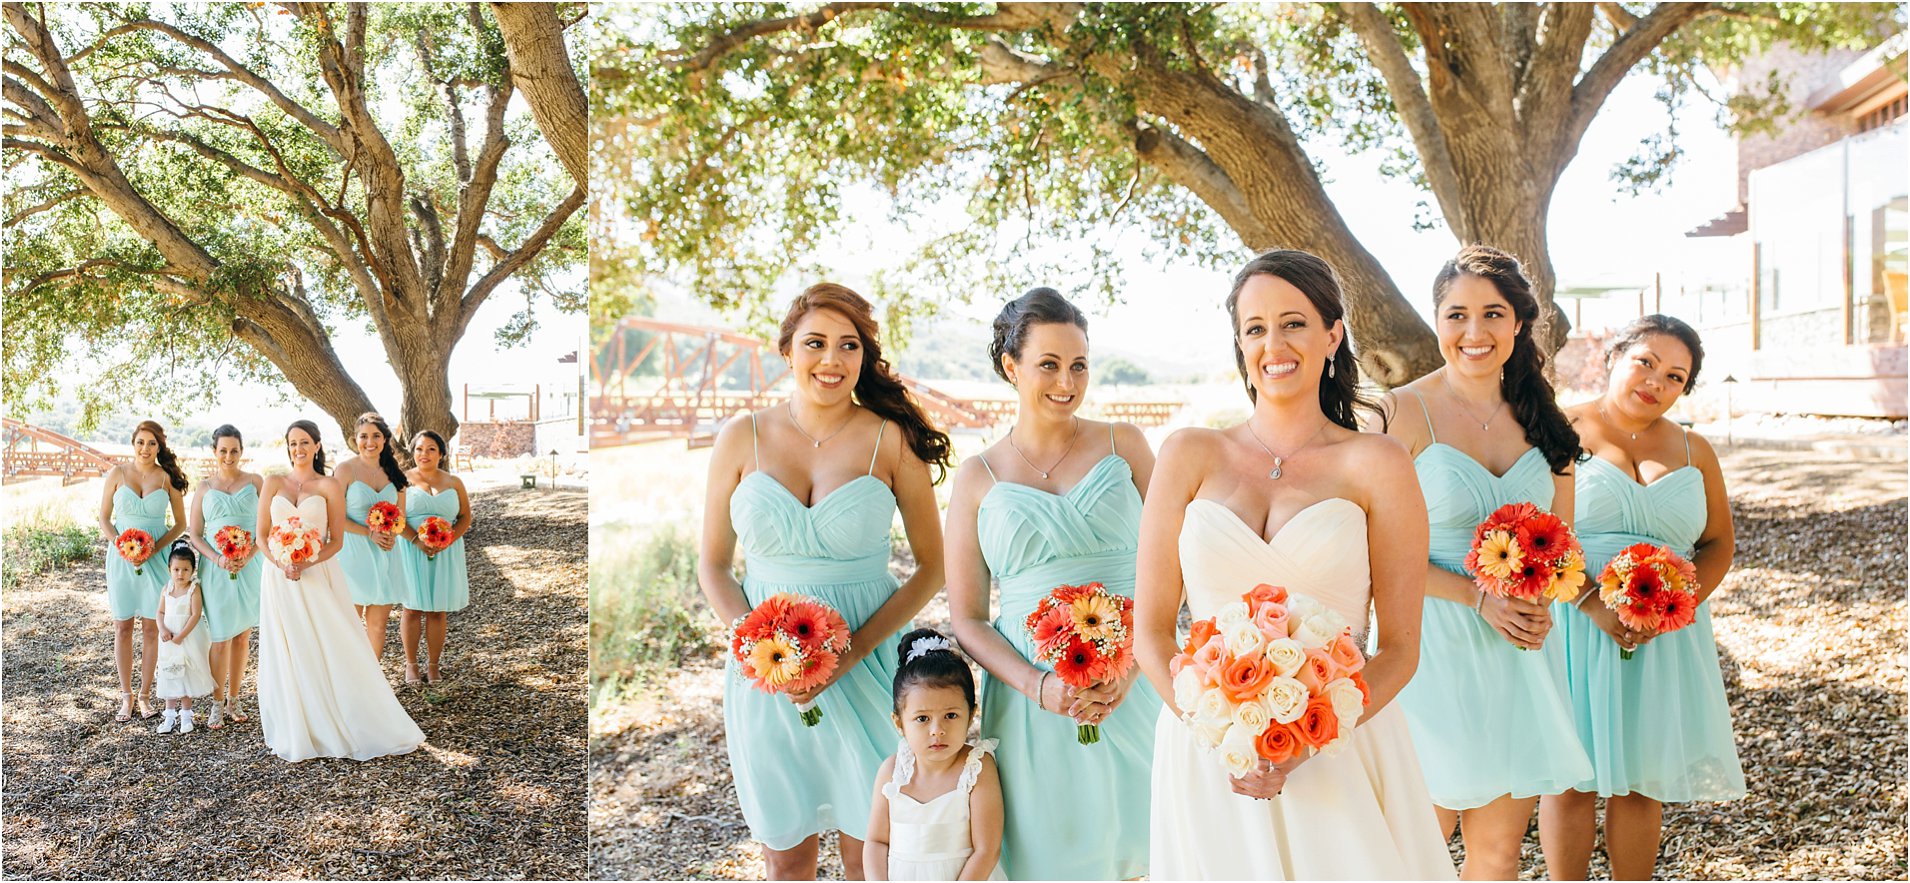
[1150,498,1457,880]
[257,494,425,762]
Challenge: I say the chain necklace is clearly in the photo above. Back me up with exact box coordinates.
[1595,402,1642,441]
[787,400,853,448]
[1441,370,1507,431]
[1007,417,1079,480]
[1245,417,1329,480]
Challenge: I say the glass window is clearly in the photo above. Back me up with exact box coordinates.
[1847,120,1908,344]
[1751,144,1846,320]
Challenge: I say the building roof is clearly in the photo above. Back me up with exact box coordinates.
[1686,205,1749,238]
[1806,32,1908,116]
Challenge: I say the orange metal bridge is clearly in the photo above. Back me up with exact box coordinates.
[592,318,1183,448]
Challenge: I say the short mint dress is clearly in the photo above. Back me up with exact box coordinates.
[399,485,470,612]
[975,432,1159,880]
[198,484,263,640]
[724,417,904,850]
[106,484,170,621]
[341,480,408,606]
[1393,394,1593,809]
[1544,433,1746,802]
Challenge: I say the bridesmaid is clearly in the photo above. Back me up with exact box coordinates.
[944,287,1160,879]
[336,412,409,662]
[186,425,264,729]
[398,430,471,685]
[699,283,951,880]
[1539,316,1744,880]
[1380,246,1592,879]
[97,420,189,722]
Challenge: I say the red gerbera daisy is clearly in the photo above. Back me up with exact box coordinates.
[1031,603,1072,656]
[1657,588,1698,632]
[1512,558,1555,602]
[1516,513,1570,559]
[777,602,828,651]
[1051,638,1101,688]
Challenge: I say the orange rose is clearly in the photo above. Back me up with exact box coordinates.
[1294,695,1339,749]
[1246,583,1289,607]
[1254,720,1300,764]
[1185,618,1220,656]
[1220,652,1276,704]
[1295,649,1336,693]
[1327,632,1365,674]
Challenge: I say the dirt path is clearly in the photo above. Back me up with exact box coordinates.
[3,487,588,880]
[588,450,1907,880]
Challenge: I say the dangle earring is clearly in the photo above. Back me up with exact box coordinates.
[1327,359,1336,379]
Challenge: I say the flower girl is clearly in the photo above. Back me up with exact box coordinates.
[154,542,215,733]
[865,629,1004,881]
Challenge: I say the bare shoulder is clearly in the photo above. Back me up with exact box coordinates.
[1338,426,1413,467]
[1684,427,1722,471]
[1110,421,1151,456]
[244,471,266,491]
[948,454,992,504]
[312,474,343,494]
[1157,425,1222,460]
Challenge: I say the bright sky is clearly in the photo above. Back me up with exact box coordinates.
[652,57,1740,381]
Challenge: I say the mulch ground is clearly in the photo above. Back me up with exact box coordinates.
[3,487,588,880]
[588,448,1907,880]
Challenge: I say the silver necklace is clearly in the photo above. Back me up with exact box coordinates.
[787,401,852,448]
[1441,371,1507,431]
[1007,417,1079,480]
[1595,403,1641,441]
[1245,417,1329,480]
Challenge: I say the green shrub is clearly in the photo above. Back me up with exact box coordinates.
[589,523,714,709]
[2,514,96,591]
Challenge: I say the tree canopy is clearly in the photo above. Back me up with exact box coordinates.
[602,2,1898,384]
[4,2,586,439]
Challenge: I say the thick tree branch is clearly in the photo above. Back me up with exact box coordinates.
[1567,2,1713,172]
[1519,2,1596,134]
[1127,119,1269,246]
[491,2,587,188]
[457,185,583,336]
[1342,3,1470,235]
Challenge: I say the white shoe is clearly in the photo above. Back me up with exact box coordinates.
[155,708,177,734]
[179,708,195,734]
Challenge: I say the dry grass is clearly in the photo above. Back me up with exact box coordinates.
[588,448,1907,881]
[2,487,589,880]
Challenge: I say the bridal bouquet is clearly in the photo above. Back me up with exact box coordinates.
[1170,584,1370,775]
[731,593,852,726]
[1595,543,1700,660]
[115,529,155,575]
[365,500,404,534]
[417,516,455,560]
[268,517,322,566]
[1464,502,1588,606]
[212,525,253,580]
[1023,581,1135,745]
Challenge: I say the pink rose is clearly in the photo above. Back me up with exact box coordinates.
[1328,633,1365,674]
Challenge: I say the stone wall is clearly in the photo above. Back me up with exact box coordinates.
[457,421,537,458]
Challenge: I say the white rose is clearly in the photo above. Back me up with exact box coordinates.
[1325,677,1365,724]
[1222,621,1265,658]
[1195,685,1234,727]
[1318,730,1354,757]
[1214,601,1251,627]
[1188,711,1230,750]
[1231,695,1273,733]
[1263,638,1306,677]
[1217,722,1261,778]
[1293,613,1340,650]
[1262,676,1309,724]
[1172,665,1203,713]
[1286,594,1324,621]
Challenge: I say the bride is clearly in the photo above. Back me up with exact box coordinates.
[255,420,425,762]
[1135,250,1456,879]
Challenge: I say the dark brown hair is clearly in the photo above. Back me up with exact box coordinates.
[1605,314,1705,391]
[132,420,189,491]
[1225,250,1382,432]
[892,627,977,712]
[1432,245,1581,475]
[989,287,1088,384]
[354,412,410,490]
[778,283,954,481]
[285,420,328,475]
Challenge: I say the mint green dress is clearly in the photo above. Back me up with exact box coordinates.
[724,417,903,850]
[399,486,469,612]
[341,480,407,606]
[1393,394,1593,809]
[106,485,170,621]
[975,436,1159,880]
[1544,436,1746,802]
[198,484,263,640]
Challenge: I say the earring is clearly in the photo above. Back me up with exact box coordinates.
[1327,358,1336,379]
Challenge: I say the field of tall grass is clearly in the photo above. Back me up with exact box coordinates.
[2,484,101,592]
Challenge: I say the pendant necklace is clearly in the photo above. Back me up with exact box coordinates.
[787,400,852,448]
[1441,371,1506,431]
[1007,417,1079,480]
[1596,403,1641,441]
[1245,417,1330,480]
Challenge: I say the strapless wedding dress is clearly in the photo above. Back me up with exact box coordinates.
[257,494,424,762]
[1149,498,1457,880]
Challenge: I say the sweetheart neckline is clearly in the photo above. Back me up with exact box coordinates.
[983,453,1127,502]
[272,493,328,508]
[118,485,167,499]
[1185,496,1362,546]
[1583,454,1699,490]
[347,478,397,494]
[1415,442,1546,481]
[742,471,891,511]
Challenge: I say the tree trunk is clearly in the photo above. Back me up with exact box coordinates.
[492,3,588,190]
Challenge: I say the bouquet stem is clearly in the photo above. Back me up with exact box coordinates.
[1619,647,1635,661]
[798,701,823,727]
[1077,723,1101,745]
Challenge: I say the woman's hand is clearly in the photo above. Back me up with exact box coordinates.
[283,561,303,581]
[1066,672,1136,725]
[1576,599,1640,654]
[785,647,864,707]
[1480,593,1551,650]
[372,529,396,552]
[1031,672,1078,721]
[1228,754,1307,799]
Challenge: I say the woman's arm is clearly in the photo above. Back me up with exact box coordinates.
[697,417,754,626]
[1356,434,1430,721]
[336,463,371,537]
[1685,432,1734,607]
[1134,429,1203,715]
[186,485,214,558]
[313,477,348,565]
[450,476,474,538]
[257,476,283,571]
[862,755,895,881]
[958,754,1005,881]
[1065,423,1160,721]
[157,484,189,548]
[98,466,122,542]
